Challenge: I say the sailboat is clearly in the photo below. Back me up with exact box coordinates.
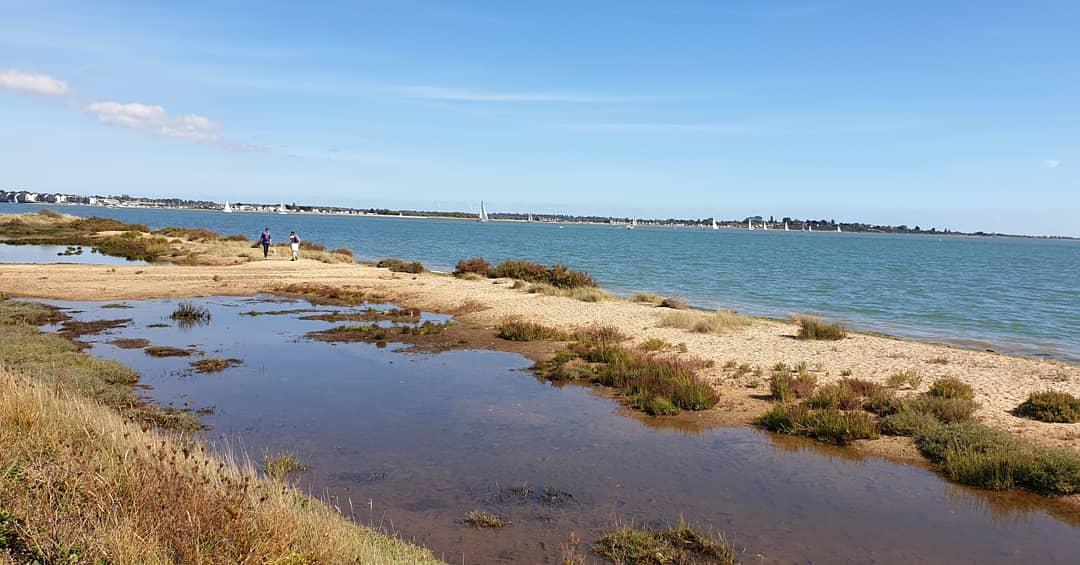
[747,218,754,231]
[527,213,534,223]
[478,201,489,223]
[222,201,232,213]
[836,224,842,233]
[711,217,719,230]
[276,202,287,215]
[626,218,636,230]
[762,221,769,231]
[784,221,789,231]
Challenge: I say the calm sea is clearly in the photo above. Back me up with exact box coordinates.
[3,203,1078,363]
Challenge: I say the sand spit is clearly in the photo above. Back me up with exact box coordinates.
[1,259,1077,450]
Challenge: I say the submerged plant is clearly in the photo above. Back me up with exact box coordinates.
[593,521,736,565]
[263,452,307,479]
[464,511,508,529]
[170,302,211,324]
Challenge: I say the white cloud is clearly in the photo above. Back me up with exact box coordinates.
[84,100,231,144]
[1043,159,1061,168]
[398,85,642,103]
[0,69,70,96]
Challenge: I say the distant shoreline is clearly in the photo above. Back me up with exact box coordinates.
[2,201,1075,240]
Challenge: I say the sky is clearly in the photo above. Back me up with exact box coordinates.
[1,1,1077,236]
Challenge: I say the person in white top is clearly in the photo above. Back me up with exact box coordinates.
[289,231,301,261]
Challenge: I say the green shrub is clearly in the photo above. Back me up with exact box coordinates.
[769,368,817,402]
[863,387,903,416]
[805,382,861,410]
[496,319,568,341]
[792,315,847,340]
[927,377,974,400]
[881,410,941,436]
[758,404,879,445]
[1014,391,1080,423]
[905,395,979,424]
[885,369,922,389]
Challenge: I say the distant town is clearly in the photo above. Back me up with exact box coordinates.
[0,189,1070,239]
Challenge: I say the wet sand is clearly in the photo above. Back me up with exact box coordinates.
[1,258,1078,454]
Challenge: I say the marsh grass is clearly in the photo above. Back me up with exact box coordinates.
[496,319,569,341]
[108,338,150,349]
[464,511,508,529]
[638,338,669,352]
[630,293,662,305]
[275,283,367,306]
[658,309,753,334]
[758,403,880,445]
[399,321,451,336]
[377,258,425,274]
[1014,391,1080,423]
[145,346,193,358]
[170,302,211,323]
[526,282,610,302]
[59,318,132,339]
[659,297,690,310]
[191,358,242,374]
[263,452,308,479]
[792,315,847,340]
[916,423,1080,495]
[593,521,737,565]
[769,364,817,401]
[927,377,975,400]
[886,369,922,390]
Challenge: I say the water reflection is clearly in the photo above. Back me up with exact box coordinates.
[37,296,1080,564]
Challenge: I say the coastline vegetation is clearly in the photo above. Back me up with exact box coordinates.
[378,258,426,273]
[658,309,753,334]
[453,257,596,289]
[791,315,847,340]
[1014,391,1080,423]
[0,296,439,563]
[191,357,242,374]
[593,521,737,565]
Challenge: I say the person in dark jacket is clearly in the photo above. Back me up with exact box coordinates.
[289,231,301,261]
[258,228,272,258]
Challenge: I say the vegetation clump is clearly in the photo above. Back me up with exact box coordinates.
[496,318,569,341]
[758,403,879,445]
[191,358,242,374]
[1014,391,1080,424]
[108,338,150,349]
[377,258,425,273]
[464,511,508,529]
[658,309,753,334]
[454,257,494,278]
[927,376,974,400]
[170,302,211,323]
[155,226,222,241]
[630,293,662,305]
[658,297,690,310]
[145,346,193,358]
[58,318,132,339]
[263,452,308,479]
[768,364,817,401]
[593,521,737,565]
[275,283,367,306]
[399,321,451,336]
[792,315,847,340]
[885,369,922,390]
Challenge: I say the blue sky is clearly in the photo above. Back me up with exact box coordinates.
[1,1,1077,236]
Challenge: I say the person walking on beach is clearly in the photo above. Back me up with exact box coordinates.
[259,228,272,258]
[289,231,301,261]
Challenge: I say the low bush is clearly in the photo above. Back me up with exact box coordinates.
[330,247,354,257]
[916,422,1080,495]
[299,241,327,252]
[658,310,752,334]
[223,234,249,242]
[1014,391,1080,423]
[95,234,172,262]
[630,293,662,305]
[805,382,862,410]
[769,367,817,401]
[378,258,425,274]
[758,404,879,445]
[454,257,494,277]
[659,297,689,310]
[792,315,847,340]
[156,226,221,241]
[927,377,974,400]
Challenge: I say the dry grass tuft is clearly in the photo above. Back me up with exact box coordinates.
[791,315,847,340]
[464,511,509,529]
[658,309,752,334]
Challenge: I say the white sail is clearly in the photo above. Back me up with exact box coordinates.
[527,213,534,223]
[711,217,718,230]
[479,201,489,222]
[762,221,768,231]
[223,201,232,213]
[747,218,754,231]
[836,225,842,233]
[626,218,636,230]
[784,221,789,231]
[277,202,287,215]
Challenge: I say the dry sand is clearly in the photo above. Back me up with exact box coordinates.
[1,258,1077,451]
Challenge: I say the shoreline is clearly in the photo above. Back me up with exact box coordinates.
[2,258,1077,454]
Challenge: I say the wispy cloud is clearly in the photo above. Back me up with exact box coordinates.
[1043,159,1061,169]
[546,122,762,134]
[83,101,263,151]
[397,85,645,103]
[0,69,70,96]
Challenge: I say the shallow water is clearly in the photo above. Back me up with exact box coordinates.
[0,243,148,266]
[38,297,1080,563]
[6,203,1077,363]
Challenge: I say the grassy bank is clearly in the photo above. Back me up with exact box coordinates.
[0,299,439,563]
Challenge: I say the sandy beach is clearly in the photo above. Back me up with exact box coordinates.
[3,257,1077,453]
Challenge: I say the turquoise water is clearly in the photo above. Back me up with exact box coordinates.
[5,203,1078,362]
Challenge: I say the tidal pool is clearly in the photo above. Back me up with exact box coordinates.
[0,243,148,265]
[40,297,1080,564]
